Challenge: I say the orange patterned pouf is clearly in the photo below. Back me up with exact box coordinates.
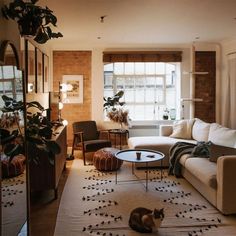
[93,148,123,171]
[1,154,26,178]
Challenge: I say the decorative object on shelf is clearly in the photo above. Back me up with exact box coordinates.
[169,108,176,120]
[1,0,63,44]
[103,90,129,128]
[162,108,169,120]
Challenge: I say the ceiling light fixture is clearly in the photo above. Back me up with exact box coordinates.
[100,15,107,23]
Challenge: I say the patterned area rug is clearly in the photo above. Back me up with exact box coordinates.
[54,159,236,236]
[1,173,27,236]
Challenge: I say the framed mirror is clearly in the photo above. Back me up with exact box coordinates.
[0,40,28,235]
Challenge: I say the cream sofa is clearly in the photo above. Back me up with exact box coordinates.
[128,118,236,214]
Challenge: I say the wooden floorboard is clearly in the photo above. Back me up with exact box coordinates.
[30,160,73,236]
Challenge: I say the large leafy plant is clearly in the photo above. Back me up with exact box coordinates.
[103,91,129,127]
[1,95,61,164]
[1,0,63,44]
[103,90,125,111]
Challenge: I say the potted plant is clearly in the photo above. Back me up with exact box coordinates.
[1,0,63,44]
[1,95,61,164]
[103,91,129,128]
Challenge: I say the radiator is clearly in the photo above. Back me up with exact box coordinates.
[129,125,159,137]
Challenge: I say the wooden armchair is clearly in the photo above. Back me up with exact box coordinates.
[71,121,111,165]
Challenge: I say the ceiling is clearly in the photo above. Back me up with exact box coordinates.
[42,0,236,48]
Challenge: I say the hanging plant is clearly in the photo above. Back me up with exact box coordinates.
[1,0,63,44]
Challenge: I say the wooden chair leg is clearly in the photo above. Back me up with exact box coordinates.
[83,151,86,165]
[71,135,76,157]
[82,144,86,165]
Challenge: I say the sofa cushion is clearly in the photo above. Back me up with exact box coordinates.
[170,119,195,139]
[128,136,196,158]
[192,118,210,142]
[208,123,236,148]
[184,157,217,189]
[209,144,236,162]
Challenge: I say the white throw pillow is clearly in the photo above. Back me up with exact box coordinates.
[208,123,236,148]
[170,119,195,139]
[192,118,210,142]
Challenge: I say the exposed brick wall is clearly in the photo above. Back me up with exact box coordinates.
[53,51,92,146]
[195,51,216,123]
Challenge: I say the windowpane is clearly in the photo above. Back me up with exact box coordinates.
[134,105,145,120]
[156,63,165,74]
[145,63,155,74]
[156,89,164,103]
[156,77,164,87]
[166,88,176,108]
[135,77,144,88]
[145,89,155,103]
[2,66,14,79]
[104,89,113,98]
[145,105,155,120]
[125,77,134,89]
[125,89,135,102]
[104,62,180,121]
[116,77,124,90]
[104,73,113,89]
[125,63,134,74]
[135,89,145,102]
[166,63,175,74]
[104,63,113,72]
[146,77,155,88]
[114,63,124,74]
[135,63,145,74]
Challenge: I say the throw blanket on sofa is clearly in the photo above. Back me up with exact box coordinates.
[168,142,196,177]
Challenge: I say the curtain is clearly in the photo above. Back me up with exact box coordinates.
[224,54,236,129]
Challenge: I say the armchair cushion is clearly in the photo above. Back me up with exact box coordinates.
[73,121,99,141]
[83,139,111,152]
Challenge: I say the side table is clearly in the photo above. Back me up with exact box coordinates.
[108,129,129,150]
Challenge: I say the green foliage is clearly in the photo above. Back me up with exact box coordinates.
[1,95,61,164]
[103,90,125,111]
[1,0,63,44]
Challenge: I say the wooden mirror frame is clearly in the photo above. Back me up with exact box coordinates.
[0,40,20,69]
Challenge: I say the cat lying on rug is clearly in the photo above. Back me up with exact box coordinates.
[129,207,164,233]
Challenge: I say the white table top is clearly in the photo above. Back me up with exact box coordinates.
[115,149,164,163]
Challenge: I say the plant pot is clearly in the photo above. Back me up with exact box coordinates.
[18,18,40,37]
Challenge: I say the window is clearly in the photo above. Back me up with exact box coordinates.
[104,62,181,121]
[0,65,23,108]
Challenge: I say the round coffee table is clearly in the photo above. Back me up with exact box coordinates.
[115,149,165,191]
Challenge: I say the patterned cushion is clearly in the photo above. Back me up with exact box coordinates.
[1,154,26,178]
[93,148,123,171]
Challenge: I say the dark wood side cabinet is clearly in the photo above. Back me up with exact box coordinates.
[29,125,67,199]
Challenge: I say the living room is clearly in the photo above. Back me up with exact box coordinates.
[1,0,236,235]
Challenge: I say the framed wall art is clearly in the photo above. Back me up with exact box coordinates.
[26,40,36,93]
[36,48,43,93]
[43,53,49,92]
[62,75,83,103]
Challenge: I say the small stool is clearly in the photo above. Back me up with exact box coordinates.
[1,154,26,178]
[93,147,123,171]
